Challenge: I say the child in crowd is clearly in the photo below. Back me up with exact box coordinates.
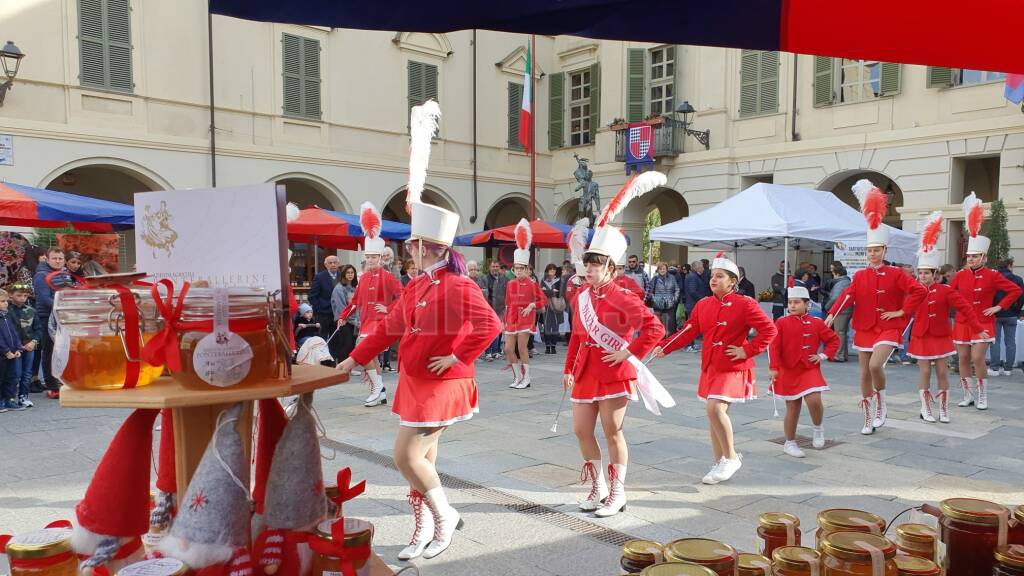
[8,284,40,408]
[293,303,320,349]
[0,289,25,412]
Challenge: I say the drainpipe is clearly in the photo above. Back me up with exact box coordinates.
[791,53,800,142]
[207,4,217,185]
[470,30,479,224]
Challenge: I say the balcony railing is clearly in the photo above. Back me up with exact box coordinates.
[613,117,684,162]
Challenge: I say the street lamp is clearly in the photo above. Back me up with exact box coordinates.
[673,101,710,150]
[0,41,25,107]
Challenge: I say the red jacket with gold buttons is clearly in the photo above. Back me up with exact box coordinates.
[564,281,664,383]
[828,265,926,332]
[911,282,983,337]
[614,275,645,301]
[660,292,777,373]
[337,267,403,326]
[949,266,1022,324]
[503,277,547,319]
[769,313,840,370]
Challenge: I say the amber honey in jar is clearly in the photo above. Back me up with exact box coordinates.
[621,539,664,573]
[116,558,189,576]
[994,544,1024,576]
[173,287,278,389]
[663,539,736,576]
[892,555,939,576]
[772,546,821,576]
[1010,505,1024,545]
[937,497,1009,576]
[758,512,801,559]
[736,552,771,576]
[52,288,163,390]
[311,518,374,576]
[640,563,717,576]
[893,524,936,562]
[815,509,886,550]
[3,527,78,576]
[821,532,897,576]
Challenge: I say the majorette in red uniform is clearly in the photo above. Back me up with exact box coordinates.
[337,202,403,408]
[613,271,645,301]
[768,281,840,458]
[949,193,1021,411]
[826,179,926,436]
[908,211,986,424]
[503,218,547,389]
[338,100,501,561]
[656,252,776,485]
[563,172,671,519]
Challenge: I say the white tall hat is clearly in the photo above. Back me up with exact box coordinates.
[404,100,458,246]
[586,226,628,264]
[409,202,459,247]
[917,211,944,270]
[587,171,667,264]
[359,202,386,256]
[513,218,532,266]
[963,192,990,254]
[711,251,740,278]
[852,179,889,248]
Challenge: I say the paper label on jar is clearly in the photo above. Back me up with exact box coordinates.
[192,288,253,387]
[51,322,70,379]
[10,528,71,546]
[119,557,185,576]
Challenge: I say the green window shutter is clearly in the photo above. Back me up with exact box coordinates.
[927,66,953,89]
[408,61,439,131]
[78,0,106,87]
[739,50,760,117]
[105,0,132,92]
[667,45,678,113]
[548,71,564,150]
[759,51,779,114]
[879,62,901,96]
[303,38,321,119]
[627,48,645,122]
[282,34,303,116]
[424,63,439,102]
[78,0,132,92]
[813,56,834,107]
[508,82,523,149]
[589,62,600,142]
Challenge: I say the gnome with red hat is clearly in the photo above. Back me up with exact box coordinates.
[156,404,253,576]
[72,409,159,576]
[251,399,289,537]
[150,409,178,536]
[252,393,327,576]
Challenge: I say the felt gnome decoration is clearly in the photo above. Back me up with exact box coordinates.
[917,211,945,270]
[963,192,990,255]
[513,218,532,267]
[251,399,289,537]
[157,404,253,576]
[151,409,178,536]
[73,409,159,576]
[588,172,667,264]
[852,179,889,247]
[253,394,327,576]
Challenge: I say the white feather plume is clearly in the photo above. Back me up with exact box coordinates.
[568,218,589,264]
[286,202,301,223]
[406,100,442,212]
[597,171,667,227]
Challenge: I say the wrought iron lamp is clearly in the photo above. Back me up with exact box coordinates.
[672,101,710,150]
[0,41,25,107]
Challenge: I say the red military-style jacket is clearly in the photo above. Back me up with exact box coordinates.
[564,281,664,383]
[769,313,840,371]
[338,267,403,327]
[503,277,547,316]
[614,275,645,301]
[911,282,984,337]
[660,292,777,373]
[828,265,926,332]
[949,266,1022,324]
[350,264,501,380]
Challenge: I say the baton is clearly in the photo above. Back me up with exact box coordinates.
[643,324,692,364]
[550,386,568,433]
[324,325,342,344]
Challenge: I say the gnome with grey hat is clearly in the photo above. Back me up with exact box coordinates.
[253,393,327,576]
[156,403,254,576]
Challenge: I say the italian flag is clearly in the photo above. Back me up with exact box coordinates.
[518,45,531,152]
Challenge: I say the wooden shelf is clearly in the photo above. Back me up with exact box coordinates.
[59,364,348,409]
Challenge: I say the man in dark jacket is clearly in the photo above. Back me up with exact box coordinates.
[31,247,71,393]
[307,255,340,343]
[990,258,1024,375]
[770,260,787,320]
[737,267,756,298]
[484,260,509,360]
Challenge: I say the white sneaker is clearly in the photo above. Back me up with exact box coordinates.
[937,390,950,423]
[422,488,464,559]
[988,368,1000,377]
[578,461,609,512]
[712,455,742,482]
[976,379,988,410]
[872,390,887,429]
[859,397,875,435]
[812,426,825,449]
[397,490,434,561]
[958,378,975,407]
[919,389,936,423]
[702,459,725,485]
[783,441,805,458]
[1001,369,1012,376]
[594,464,627,517]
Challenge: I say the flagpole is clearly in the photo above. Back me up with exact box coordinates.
[529,34,536,221]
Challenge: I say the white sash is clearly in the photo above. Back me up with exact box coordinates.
[577,288,675,415]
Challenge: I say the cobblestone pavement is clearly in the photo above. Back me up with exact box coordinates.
[2,346,1022,575]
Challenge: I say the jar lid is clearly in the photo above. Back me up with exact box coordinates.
[54,288,159,325]
[771,546,820,571]
[663,539,735,569]
[817,508,886,534]
[893,555,940,575]
[821,532,896,562]
[757,512,800,530]
[117,558,190,576]
[5,528,73,559]
[895,523,936,543]
[314,518,373,549]
[622,539,664,563]
[939,498,1006,526]
[736,553,771,576]
[640,562,717,576]
[178,287,271,320]
[1013,504,1023,524]
[994,545,1024,570]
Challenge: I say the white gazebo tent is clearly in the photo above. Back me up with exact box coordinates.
[649,183,919,288]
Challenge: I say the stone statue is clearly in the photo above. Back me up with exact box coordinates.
[573,153,601,227]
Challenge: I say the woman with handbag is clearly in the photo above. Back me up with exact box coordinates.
[648,262,680,333]
[541,264,564,354]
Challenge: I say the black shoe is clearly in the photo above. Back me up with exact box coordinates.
[44,379,62,391]
[29,379,45,393]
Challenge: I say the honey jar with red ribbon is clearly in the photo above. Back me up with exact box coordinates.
[1,524,79,576]
[309,518,374,576]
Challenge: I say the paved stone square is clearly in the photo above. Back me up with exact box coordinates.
[2,347,1023,575]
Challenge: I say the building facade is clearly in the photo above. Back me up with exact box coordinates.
[1,0,1022,288]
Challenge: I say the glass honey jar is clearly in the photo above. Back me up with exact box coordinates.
[663,539,736,576]
[994,544,1024,576]
[310,518,374,576]
[640,563,717,576]
[893,524,936,562]
[772,546,821,576]
[937,497,1009,576]
[173,287,278,390]
[758,512,801,559]
[116,558,189,576]
[815,509,886,550]
[736,552,771,576]
[52,288,163,390]
[821,532,897,576]
[892,555,939,576]
[621,539,664,573]
[1010,505,1024,546]
[3,527,78,576]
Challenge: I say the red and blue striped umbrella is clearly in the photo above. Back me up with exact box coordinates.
[0,182,134,231]
[455,219,608,249]
[287,206,410,250]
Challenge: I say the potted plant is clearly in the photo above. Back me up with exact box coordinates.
[609,117,627,130]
